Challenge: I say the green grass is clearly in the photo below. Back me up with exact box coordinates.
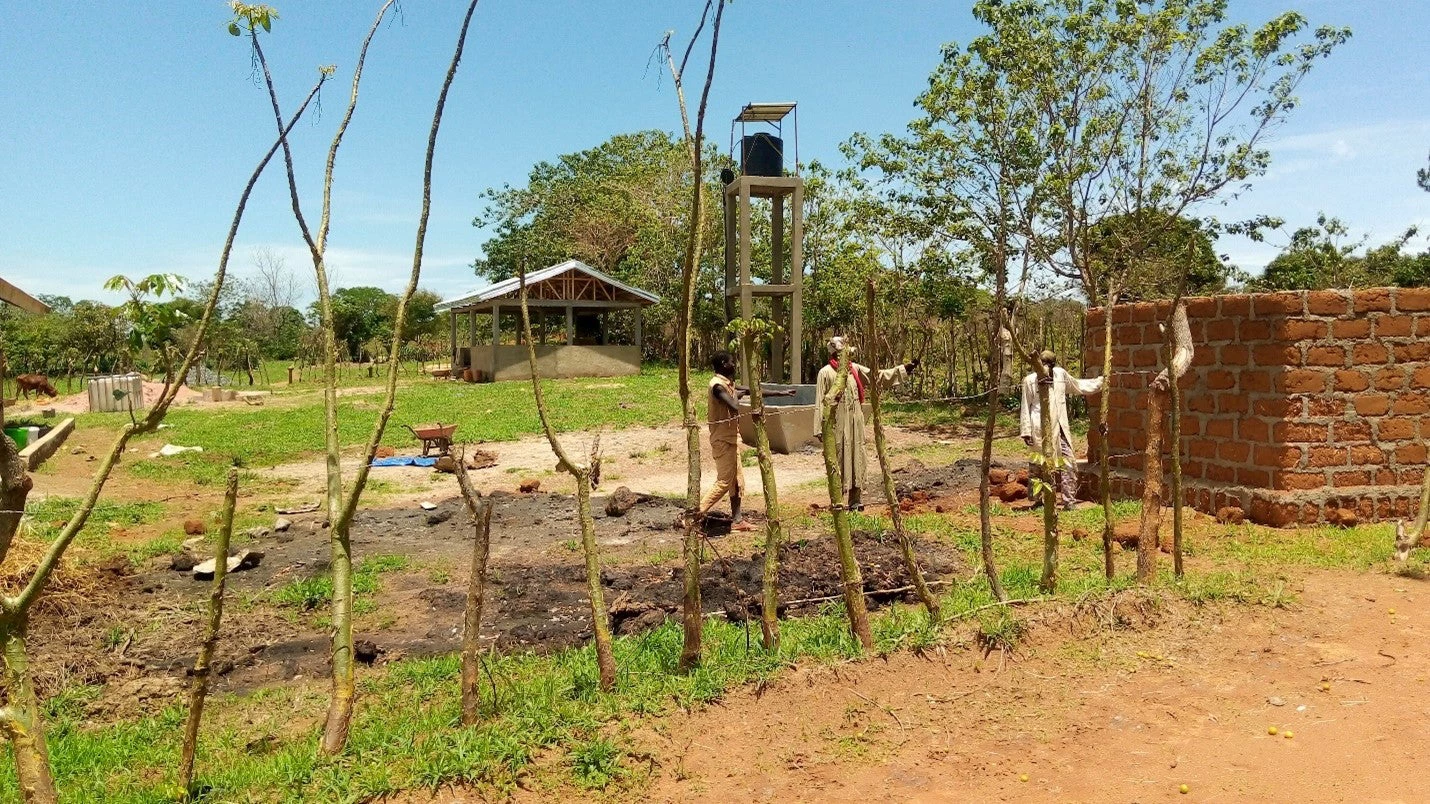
[23,497,166,550]
[6,502,1394,803]
[81,367,682,485]
[272,554,410,612]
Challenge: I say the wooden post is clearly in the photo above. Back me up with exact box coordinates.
[790,181,804,384]
[467,308,477,352]
[565,305,575,345]
[450,309,459,370]
[491,304,501,345]
[600,311,609,346]
[771,192,785,382]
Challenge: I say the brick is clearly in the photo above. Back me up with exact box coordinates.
[1133,349,1158,368]
[1393,342,1430,362]
[1350,445,1386,464]
[1206,370,1236,390]
[1404,468,1426,485]
[1182,459,1206,478]
[1306,290,1351,316]
[1188,394,1216,414]
[1216,393,1248,415]
[1205,319,1237,342]
[1205,419,1234,438]
[1220,295,1252,317]
[1397,443,1428,464]
[1376,468,1399,487]
[1333,470,1372,488]
[1237,467,1271,487]
[1254,444,1302,468]
[1413,366,1430,389]
[1354,287,1394,313]
[1378,417,1418,441]
[1352,342,1391,365]
[1249,496,1300,527]
[1305,345,1346,367]
[1396,287,1430,312]
[1144,323,1166,345]
[1275,470,1327,490]
[1353,393,1391,416]
[1253,292,1305,316]
[1306,398,1344,417]
[1396,497,1414,517]
[1274,319,1327,340]
[1419,318,1430,338]
[1219,344,1250,365]
[1333,420,1373,442]
[1392,393,1430,415]
[1274,421,1329,442]
[1253,344,1299,366]
[1206,463,1236,483]
[1240,370,1272,393]
[1218,441,1251,462]
[1334,370,1371,392]
[1239,319,1272,341]
[1253,396,1299,417]
[1130,303,1157,322]
[1278,369,1326,394]
[1184,296,1217,317]
[1306,445,1349,468]
[1376,366,1408,391]
[1374,314,1414,338]
[1331,318,1371,338]
[1240,417,1271,441]
[1189,438,1217,459]
[1191,347,1216,367]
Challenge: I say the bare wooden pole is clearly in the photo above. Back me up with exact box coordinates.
[1136,301,1191,584]
[865,280,938,617]
[453,456,492,724]
[179,468,239,797]
[820,343,874,651]
[737,325,785,651]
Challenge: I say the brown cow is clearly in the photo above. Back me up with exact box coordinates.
[15,374,57,399]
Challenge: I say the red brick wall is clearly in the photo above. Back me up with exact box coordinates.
[1081,287,1430,526]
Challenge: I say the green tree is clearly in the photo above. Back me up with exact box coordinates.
[321,286,397,361]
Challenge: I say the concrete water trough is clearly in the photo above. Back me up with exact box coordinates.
[736,384,871,455]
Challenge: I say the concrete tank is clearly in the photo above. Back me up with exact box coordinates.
[736,383,871,455]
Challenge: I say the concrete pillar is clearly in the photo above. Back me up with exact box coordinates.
[566,306,575,345]
[771,193,786,382]
[449,310,458,370]
[790,182,804,384]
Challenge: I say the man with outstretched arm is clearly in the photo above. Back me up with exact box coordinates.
[815,335,918,512]
[1020,349,1104,511]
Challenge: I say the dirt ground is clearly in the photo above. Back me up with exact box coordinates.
[18,422,983,716]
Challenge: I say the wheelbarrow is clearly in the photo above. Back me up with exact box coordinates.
[404,422,457,457]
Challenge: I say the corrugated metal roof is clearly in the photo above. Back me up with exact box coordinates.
[435,259,660,312]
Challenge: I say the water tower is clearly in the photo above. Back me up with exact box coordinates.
[724,102,804,385]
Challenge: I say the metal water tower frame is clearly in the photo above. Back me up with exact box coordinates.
[724,101,804,385]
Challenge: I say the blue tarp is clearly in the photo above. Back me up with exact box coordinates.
[370,456,438,468]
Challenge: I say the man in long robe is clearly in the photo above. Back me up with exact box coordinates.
[1020,349,1104,510]
[815,335,917,511]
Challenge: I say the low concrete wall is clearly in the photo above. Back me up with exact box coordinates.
[467,345,641,382]
[20,418,74,471]
[736,385,872,455]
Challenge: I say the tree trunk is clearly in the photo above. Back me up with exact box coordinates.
[1169,337,1185,578]
[866,281,938,617]
[0,615,56,804]
[179,468,239,796]
[1136,388,1167,582]
[577,473,617,690]
[739,330,785,651]
[978,317,1007,602]
[820,346,874,651]
[1098,290,1117,579]
[454,459,491,724]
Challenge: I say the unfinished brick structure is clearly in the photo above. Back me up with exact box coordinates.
[1082,287,1430,527]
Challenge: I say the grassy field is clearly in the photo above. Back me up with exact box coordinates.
[77,367,685,486]
[0,504,1409,803]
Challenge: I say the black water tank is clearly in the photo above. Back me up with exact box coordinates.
[741,133,783,177]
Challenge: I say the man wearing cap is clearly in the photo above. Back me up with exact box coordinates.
[1020,349,1104,510]
[815,335,918,512]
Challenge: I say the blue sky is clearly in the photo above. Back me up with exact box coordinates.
[3,1,1427,306]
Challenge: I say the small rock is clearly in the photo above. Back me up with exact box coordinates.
[354,639,382,665]
[1268,696,1285,707]
[989,468,1011,485]
[433,455,459,474]
[375,445,396,459]
[604,486,643,517]
[997,482,1029,503]
[183,519,206,536]
[1014,469,1031,485]
[466,449,498,470]
[70,446,86,455]
[181,536,206,551]
[241,526,270,540]
[519,479,541,494]
[425,510,452,526]
[1216,506,1246,525]
[934,505,946,514]
[85,455,96,462]
[273,518,292,532]
[1071,527,1089,542]
[192,549,265,580]
[419,501,438,511]
[1327,507,1358,528]
[170,553,199,572]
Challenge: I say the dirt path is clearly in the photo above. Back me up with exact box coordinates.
[625,570,1425,803]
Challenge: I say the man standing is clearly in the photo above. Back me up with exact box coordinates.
[698,351,758,531]
[1020,349,1104,510]
[815,336,918,512]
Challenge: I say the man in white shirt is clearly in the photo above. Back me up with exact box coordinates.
[1020,350,1104,510]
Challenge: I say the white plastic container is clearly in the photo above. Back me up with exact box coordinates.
[87,373,145,413]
